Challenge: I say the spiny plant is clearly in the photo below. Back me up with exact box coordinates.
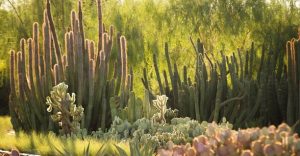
[157,123,300,156]
[9,0,134,132]
[46,82,84,135]
[151,95,168,124]
[91,116,232,151]
[110,90,147,124]
[285,34,300,126]
[144,37,297,129]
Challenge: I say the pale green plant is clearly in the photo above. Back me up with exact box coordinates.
[152,95,168,124]
[157,123,300,156]
[46,82,84,135]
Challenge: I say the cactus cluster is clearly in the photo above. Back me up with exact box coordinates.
[9,0,133,132]
[157,123,300,156]
[110,90,148,124]
[7,0,300,146]
[90,115,232,151]
[145,38,299,129]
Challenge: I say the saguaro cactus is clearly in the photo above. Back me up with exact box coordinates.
[9,0,133,132]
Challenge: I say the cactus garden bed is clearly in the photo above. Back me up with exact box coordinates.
[3,0,300,155]
[1,115,300,155]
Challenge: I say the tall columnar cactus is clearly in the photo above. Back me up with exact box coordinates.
[9,0,133,132]
[286,37,300,125]
[110,88,153,123]
[144,37,295,129]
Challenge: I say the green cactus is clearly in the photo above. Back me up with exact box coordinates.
[46,82,84,135]
[142,37,300,130]
[109,89,153,123]
[152,95,169,124]
[9,0,132,132]
[285,38,300,127]
[157,123,300,156]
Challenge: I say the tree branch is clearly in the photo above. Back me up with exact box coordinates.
[7,0,25,27]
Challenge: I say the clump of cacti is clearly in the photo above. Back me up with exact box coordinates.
[8,0,300,142]
[9,0,133,132]
[157,123,300,156]
[144,37,300,130]
[46,82,84,135]
[90,114,232,151]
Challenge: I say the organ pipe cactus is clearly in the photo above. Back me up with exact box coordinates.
[110,89,154,123]
[9,0,132,132]
[286,37,300,126]
[144,37,296,129]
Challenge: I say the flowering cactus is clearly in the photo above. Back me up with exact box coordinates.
[46,82,84,135]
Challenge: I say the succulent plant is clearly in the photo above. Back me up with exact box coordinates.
[144,37,300,131]
[152,95,169,124]
[156,123,300,156]
[87,115,233,152]
[46,82,84,135]
[9,0,132,132]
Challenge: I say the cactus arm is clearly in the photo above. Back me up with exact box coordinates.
[153,53,164,94]
[46,0,64,78]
